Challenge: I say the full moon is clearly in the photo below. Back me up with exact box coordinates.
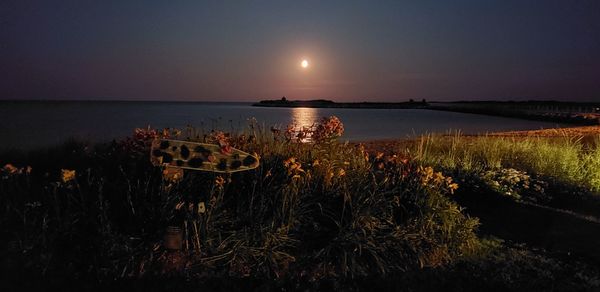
[301,59,309,68]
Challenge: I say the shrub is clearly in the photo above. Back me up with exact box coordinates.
[0,118,479,284]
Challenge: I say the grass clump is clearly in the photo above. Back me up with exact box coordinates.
[411,133,600,193]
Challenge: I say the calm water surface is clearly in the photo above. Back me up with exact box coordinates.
[0,101,566,150]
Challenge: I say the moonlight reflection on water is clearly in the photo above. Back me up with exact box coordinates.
[291,107,319,142]
[292,107,318,129]
[0,102,568,149]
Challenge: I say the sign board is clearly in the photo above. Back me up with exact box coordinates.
[150,139,259,173]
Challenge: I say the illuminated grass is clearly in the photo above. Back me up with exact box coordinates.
[410,133,600,192]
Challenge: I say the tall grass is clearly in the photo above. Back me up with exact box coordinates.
[410,133,600,192]
[0,119,479,284]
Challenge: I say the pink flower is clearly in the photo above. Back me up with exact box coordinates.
[313,116,344,142]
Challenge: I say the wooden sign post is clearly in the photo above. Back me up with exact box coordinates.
[150,139,259,172]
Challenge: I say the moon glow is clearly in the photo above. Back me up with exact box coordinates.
[301,59,309,68]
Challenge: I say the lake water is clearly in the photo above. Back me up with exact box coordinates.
[0,101,566,150]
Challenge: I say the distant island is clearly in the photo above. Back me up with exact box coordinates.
[254,98,600,125]
[253,97,429,109]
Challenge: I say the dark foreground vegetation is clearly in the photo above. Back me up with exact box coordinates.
[1,118,600,291]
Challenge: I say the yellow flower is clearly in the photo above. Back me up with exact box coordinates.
[283,157,296,168]
[284,157,304,175]
[162,167,184,183]
[215,175,225,188]
[418,166,434,185]
[433,172,445,184]
[324,171,335,186]
[448,183,459,194]
[61,169,76,183]
[337,168,346,177]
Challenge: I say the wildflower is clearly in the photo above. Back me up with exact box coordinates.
[2,164,19,174]
[162,167,184,183]
[357,144,366,153]
[283,157,294,167]
[161,128,171,138]
[220,144,233,155]
[134,126,159,141]
[448,183,459,194]
[418,166,434,185]
[210,130,229,145]
[215,176,225,188]
[325,170,335,185]
[433,172,445,184]
[61,169,76,183]
[209,131,233,155]
[284,124,295,140]
[283,157,304,175]
[313,116,344,142]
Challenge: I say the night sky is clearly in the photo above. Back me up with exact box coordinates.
[2,0,599,102]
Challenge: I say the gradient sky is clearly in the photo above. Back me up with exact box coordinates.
[1,0,599,101]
